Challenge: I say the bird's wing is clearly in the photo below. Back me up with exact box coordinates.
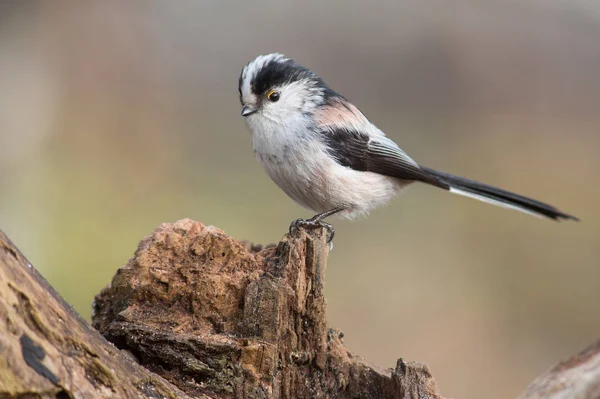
[320,127,449,189]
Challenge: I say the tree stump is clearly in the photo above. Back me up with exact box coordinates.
[92,219,443,399]
[0,218,598,398]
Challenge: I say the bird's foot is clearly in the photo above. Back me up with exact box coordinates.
[289,217,335,247]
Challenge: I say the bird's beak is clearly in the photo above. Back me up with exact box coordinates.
[241,105,257,117]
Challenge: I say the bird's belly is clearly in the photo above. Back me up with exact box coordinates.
[257,149,328,211]
[256,146,409,219]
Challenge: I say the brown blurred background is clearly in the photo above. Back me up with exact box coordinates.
[1,1,598,398]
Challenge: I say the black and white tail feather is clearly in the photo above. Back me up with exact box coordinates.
[419,167,578,221]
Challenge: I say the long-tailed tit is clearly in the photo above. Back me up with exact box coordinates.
[238,53,578,242]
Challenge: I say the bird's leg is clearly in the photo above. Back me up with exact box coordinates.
[289,207,345,245]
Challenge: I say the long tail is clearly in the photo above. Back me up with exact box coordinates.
[419,166,579,221]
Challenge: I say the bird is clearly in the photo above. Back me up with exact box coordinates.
[238,53,578,243]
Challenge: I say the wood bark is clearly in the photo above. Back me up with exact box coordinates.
[0,228,199,398]
[0,218,598,398]
[518,339,600,399]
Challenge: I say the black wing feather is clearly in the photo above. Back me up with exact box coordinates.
[321,128,448,189]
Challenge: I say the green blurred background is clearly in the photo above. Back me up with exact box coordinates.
[1,2,598,398]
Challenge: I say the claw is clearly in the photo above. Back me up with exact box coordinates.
[288,207,344,250]
[289,219,301,235]
[320,221,335,243]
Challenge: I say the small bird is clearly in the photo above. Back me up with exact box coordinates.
[238,53,578,242]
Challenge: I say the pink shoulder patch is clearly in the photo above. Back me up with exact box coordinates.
[315,98,368,129]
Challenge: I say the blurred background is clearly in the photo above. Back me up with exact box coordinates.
[0,1,598,398]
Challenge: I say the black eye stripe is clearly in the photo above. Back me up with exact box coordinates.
[241,56,344,107]
[251,60,313,97]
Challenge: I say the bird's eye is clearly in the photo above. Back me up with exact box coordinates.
[267,90,280,102]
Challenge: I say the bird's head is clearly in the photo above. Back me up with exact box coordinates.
[238,53,333,127]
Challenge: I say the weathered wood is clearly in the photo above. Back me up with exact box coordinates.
[0,220,443,399]
[518,339,600,399]
[2,218,597,399]
[92,219,444,399]
[0,229,200,399]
